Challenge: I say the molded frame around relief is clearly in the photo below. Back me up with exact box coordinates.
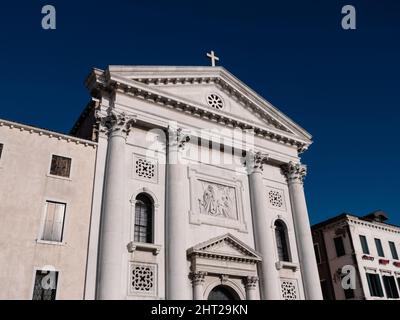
[188,166,247,232]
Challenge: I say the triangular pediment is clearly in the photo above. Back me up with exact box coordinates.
[104,66,312,143]
[83,66,313,151]
[187,233,261,261]
[145,82,270,128]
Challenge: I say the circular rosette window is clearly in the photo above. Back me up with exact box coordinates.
[206,93,224,110]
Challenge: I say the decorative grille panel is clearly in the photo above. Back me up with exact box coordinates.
[267,188,286,210]
[129,263,156,296]
[134,156,157,182]
[281,280,298,300]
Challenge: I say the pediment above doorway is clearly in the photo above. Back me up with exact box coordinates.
[187,233,261,263]
[188,234,261,300]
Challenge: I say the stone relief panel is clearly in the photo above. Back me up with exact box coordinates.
[188,167,247,232]
[129,262,157,296]
[198,181,237,220]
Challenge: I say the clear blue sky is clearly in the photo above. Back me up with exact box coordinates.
[0,1,399,225]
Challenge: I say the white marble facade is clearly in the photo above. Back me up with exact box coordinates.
[70,65,322,300]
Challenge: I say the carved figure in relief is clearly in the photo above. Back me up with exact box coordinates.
[198,182,236,219]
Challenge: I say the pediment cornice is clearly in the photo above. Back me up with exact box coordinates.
[86,66,312,153]
[187,233,262,264]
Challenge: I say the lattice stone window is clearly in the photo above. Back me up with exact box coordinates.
[206,93,224,110]
[134,156,157,182]
[281,280,298,300]
[130,263,156,296]
[268,189,284,209]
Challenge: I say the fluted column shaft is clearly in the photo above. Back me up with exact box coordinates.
[282,162,323,300]
[247,152,281,300]
[166,128,190,299]
[96,108,136,300]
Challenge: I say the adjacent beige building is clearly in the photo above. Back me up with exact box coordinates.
[0,119,97,299]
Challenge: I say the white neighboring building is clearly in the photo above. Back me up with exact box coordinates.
[0,64,323,300]
[312,211,400,300]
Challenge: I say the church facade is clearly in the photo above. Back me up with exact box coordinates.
[0,65,322,300]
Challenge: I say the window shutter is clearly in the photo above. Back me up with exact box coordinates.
[43,202,56,241]
[53,203,65,242]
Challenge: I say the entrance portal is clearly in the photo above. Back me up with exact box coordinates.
[207,285,240,300]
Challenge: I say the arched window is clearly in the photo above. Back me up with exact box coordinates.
[275,220,290,262]
[134,193,153,243]
[208,285,240,300]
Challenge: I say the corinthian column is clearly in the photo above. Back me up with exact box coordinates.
[96,107,136,300]
[246,151,281,300]
[190,271,207,300]
[244,276,259,300]
[166,127,191,300]
[281,162,322,300]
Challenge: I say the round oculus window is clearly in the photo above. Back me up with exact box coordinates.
[206,93,224,110]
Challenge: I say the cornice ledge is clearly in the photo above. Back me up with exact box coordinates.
[0,118,97,148]
[123,67,311,140]
[347,217,400,233]
[102,73,311,152]
[132,73,296,136]
[188,250,261,264]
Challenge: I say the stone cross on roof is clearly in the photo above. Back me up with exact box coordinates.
[206,50,219,67]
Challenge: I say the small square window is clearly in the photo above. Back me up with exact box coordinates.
[50,155,71,178]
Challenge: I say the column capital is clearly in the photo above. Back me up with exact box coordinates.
[243,276,259,289]
[95,107,136,138]
[281,161,307,184]
[167,126,191,150]
[244,150,269,174]
[190,271,207,285]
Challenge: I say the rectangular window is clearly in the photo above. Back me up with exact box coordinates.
[389,241,399,260]
[366,273,384,297]
[0,143,3,159]
[359,235,370,255]
[382,275,399,299]
[375,238,385,257]
[50,155,71,178]
[32,270,58,300]
[334,236,345,257]
[314,243,321,264]
[41,201,66,242]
